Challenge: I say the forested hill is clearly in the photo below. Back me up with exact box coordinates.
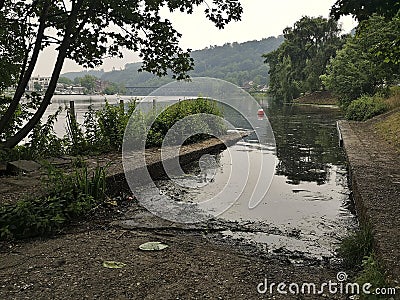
[62,36,284,89]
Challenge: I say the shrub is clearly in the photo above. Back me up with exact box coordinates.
[25,106,66,159]
[83,104,103,150]
[0,163,107,240]
[66,107,87,155]
[356,254,387,300]
[346,95,388,121]
[96,100,137,151]
[123,98,225,149]
[0,93,42,143]
[146,98,225,148]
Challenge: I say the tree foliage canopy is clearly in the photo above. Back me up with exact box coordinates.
[0,0,27,91]
[363,11,400,65]
[330,0,400,21]
[263,16,344,102]
[0,0,242,148]
[322,13,400,106]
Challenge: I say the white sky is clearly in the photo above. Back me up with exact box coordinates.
[34,0,357,76]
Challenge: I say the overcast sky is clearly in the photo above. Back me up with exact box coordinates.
[34,0,357,76]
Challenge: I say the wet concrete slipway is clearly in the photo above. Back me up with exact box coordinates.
[116,100,358,266]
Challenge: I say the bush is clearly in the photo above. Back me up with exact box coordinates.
[0,163,107,240]
[1,97,225,159]
[345,95,388,121]
[0,93,42,143]
[25,106,66,159]
[96,100,137,151]
[124,98,226,149]
[146,98,225,148]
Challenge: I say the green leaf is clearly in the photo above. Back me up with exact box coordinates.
[102,261,126,269]
[139,242,168,251]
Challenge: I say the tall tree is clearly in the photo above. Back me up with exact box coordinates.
[0,0,243,148]
[264,16,344,102]
[79,74,98,94]
[322,13,399,106]
[365,11,400,65]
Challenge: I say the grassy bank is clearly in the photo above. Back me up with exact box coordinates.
[374,88,400,152]
[376,110,400,152]
[0,97,225,161]
[0,163,108,239]
[338,226,393,299]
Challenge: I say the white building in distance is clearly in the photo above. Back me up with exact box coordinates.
[28,76,51,91]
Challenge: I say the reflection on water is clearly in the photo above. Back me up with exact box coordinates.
[151,100,357,259]
[44,95,356,259]
[267,103,345,185]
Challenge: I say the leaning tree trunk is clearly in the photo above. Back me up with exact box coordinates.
[1,0,84,148]
[0,1,49,135]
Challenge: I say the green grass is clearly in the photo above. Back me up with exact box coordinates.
[338,225,374,268]
[376,111,400,152]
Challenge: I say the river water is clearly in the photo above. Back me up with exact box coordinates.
[148,101,357,261]
[44,95,357,261]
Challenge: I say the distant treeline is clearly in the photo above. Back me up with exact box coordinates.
[61,36,284,91]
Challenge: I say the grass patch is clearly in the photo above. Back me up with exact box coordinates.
[375,111,400,152]
[338,227,395,299]
[385,86,400,110]
[338,225,374,268]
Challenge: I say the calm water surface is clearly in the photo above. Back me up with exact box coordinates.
[45,96,357,259]
[152,101,357,259]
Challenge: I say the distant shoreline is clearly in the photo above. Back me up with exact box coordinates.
[293,91,338,105]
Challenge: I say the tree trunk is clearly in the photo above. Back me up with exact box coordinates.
[1,0,84,148]
[0,1,49,135]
